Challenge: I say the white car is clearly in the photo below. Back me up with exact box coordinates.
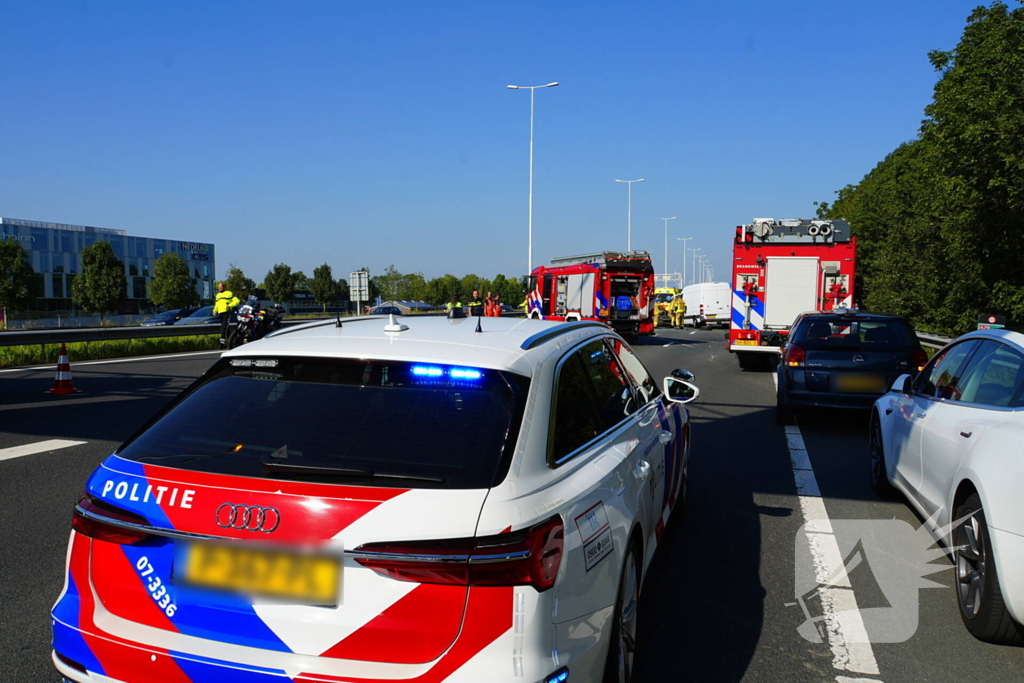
[870,328,1024,644]
[52,315,698,683]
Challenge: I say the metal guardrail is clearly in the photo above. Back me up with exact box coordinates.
[0,318,329,347]
[916,332,954,350]
[0,311,526,348]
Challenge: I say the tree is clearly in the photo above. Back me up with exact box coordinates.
[310,263,338,313]
[148,253,199,310]
[336,277,349,303]
[71,241,126,322]
[0,240,36,321]
[373,265,404,302]
[223,264,256,300]
[263,263,296,305]
[293,270,310,291]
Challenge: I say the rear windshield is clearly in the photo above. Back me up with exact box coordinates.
[791,317,916,351]
[117,357,529,489]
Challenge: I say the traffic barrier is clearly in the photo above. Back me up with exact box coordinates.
[45,343,82,395]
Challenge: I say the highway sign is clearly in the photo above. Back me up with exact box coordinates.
[350,271,369,302]
[977,314,1006,330]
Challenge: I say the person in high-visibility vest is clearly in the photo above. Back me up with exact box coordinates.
[445,295,464,316]
[214,282,241,346]
[653,300,663,328]
[670,294,687,328]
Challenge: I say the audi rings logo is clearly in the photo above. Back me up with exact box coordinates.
[216,503,281,533]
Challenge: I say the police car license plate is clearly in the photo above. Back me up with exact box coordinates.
[735,340,758,346]
[179,542,341,605]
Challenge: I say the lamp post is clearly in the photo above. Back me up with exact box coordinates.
[507,81,559,274]
[656,217,677,277]
[615,179,645,251]
[676,237,692,287]
[690,248,701,285]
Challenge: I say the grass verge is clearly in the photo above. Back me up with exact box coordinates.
[0,335,220,369]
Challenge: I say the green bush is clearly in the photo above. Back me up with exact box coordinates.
[0,335,220,369]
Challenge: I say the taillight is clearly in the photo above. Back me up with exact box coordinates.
[910,348,928,372]
[785,344,806,367]
[72,494,151,545]
[354,515,565,592]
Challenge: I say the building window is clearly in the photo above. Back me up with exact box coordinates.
[60,231,74,252]
[133,277,147,300]
[31,228,50,249]
[129,264,139,276]
[203,264,209,277]
[52,274,64,298]
[154,240,165,257]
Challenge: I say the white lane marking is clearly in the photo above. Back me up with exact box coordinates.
[0,350,222,374]
[0,439,87,462]
[774,373,883,680]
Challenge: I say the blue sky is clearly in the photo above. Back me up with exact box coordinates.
[0,1,985,284]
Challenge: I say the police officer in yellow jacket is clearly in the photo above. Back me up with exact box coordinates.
[214,282,241,346]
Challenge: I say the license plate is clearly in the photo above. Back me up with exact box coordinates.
[735,340,758,346]
[706,314,717,318]
[179,542,341,605]
[835,374,885,394]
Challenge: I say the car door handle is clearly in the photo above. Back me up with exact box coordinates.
[916,414,927,419]
[659,430,673,445]
[634,460,651,482]
[960,431,972,438]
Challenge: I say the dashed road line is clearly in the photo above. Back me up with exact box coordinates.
[774,373,883,681]
[0,439,87,462]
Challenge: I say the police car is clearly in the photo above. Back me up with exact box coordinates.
[52,314,699,683]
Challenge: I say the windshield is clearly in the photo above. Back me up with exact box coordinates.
[117,357,529,489]
[791,317,916,351]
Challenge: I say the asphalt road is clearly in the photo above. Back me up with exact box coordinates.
[1,331,1022,682]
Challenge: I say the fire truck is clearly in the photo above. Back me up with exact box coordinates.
[526,251,656,341]
[729,218,857,369]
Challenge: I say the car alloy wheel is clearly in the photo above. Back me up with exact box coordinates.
[953,493,1023,644]
[605,544,640,683]
[957,513,986,619]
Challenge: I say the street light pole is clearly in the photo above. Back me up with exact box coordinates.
[676,237,691,287]
[615,179,645,251]
[507,82,559,274]
[690,248,701,286]
[656,217,677,276]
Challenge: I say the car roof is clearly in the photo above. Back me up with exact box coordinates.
[950,327,1024,349]
[796,309,907,321]
[222,316,611,377]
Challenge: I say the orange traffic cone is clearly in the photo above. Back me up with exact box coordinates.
[46,343,82,395]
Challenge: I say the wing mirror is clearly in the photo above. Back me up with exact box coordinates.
[663,376,699,404]
[671,369,696,383]
[893,373,912,395]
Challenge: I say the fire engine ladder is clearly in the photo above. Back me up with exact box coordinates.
[549,251,652,267]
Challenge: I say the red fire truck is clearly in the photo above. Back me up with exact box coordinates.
[526,251,656,341]
[729,218,857,369]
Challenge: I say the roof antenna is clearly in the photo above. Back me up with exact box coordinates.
[475,315,483,333]
[335,294,343,328]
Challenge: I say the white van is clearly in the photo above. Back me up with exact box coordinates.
[683,282,732,328]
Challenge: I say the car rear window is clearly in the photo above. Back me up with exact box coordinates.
[117,357,529,489]
[791,317,915,351]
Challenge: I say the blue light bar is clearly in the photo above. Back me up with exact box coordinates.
[544,667,569,683]
[449,368,483,380]
[411,365,444,377]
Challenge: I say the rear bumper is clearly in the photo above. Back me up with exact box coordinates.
[729,344,781,354]
[783,389,881,409]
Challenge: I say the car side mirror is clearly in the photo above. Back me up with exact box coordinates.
[671,369,696,383]
[893,373,912,395]
[663,377,699,404]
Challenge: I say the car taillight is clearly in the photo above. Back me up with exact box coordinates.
[785,344,806,367]
[354,515,564,592]
[72,494,151,545]
[910,348,928,372]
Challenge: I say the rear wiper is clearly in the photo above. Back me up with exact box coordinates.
[260,458,444,483]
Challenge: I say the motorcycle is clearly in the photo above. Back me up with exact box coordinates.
[226,296,285,349]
